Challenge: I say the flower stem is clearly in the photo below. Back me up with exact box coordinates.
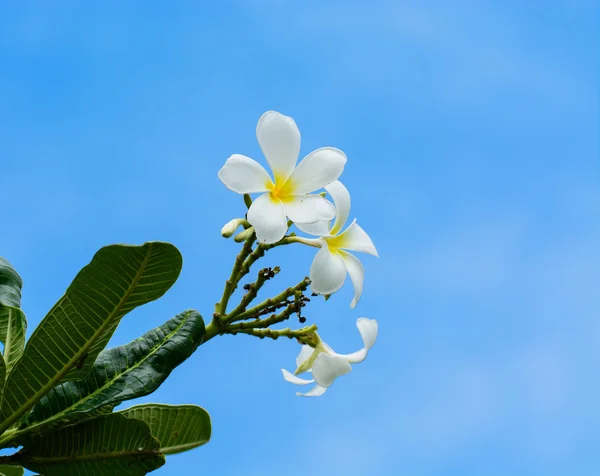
[233,324,317,341]
[229,299,301,331]
[226,277,310,323]
[218,234,256,316]
[226,266,275,318]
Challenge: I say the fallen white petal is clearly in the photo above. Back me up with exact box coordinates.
[289,147,347,194]
[218,154,272,194]
[247,193,288,244]
[256,111,300,182]
[339,251,364,309]
[312,353,352,388]
[296,385,328,397]
[310,244,347,295]
[281,369,315,386]
[325,180,351,235]
[284,195,335,224]
[330,219,378,256]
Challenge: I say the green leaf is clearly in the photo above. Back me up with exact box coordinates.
[0,305,27,374]
[121,404,211,455]
[0,258,22,309]
[15,413,164,475]
[20,309,205,434]
[0,242,182,433]
[0,353,5,403]
[0,465,24,476]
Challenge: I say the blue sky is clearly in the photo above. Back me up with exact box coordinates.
[0,1,598,475]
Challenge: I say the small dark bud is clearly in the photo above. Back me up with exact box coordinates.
[299,316,307,324]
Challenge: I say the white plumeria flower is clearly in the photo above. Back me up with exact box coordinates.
[281,318,378,397]
[296,180,378,308]
[218,111,347,244]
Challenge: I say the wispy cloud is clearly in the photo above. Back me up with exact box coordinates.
[242,0,594,106]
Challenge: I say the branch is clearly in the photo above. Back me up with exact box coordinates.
[226,277,310,323]
[232,324,318,341]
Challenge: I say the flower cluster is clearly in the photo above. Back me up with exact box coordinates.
[217,110,379,397]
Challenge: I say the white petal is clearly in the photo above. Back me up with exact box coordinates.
[256,111,300,181]
[218,154,272,194]
[296,344,315,368]
[295,345,321,375]
[329,219,378,256]
[247,193,288,244]
[281,369,315,386]
[339,251,364,309]
[337,318,379,364]
[325,180,351,235]
[288,147,347,194]
[296,385,328,397]
[295,220,332,236]
[357,318,378,351]
[310,244,347,295]
[284,195,335,224]
[312,354,352,388]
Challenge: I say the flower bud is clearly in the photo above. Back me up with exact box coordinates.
[221,218,246,238]
[234,226,255,242]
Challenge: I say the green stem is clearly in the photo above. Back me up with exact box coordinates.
[218,235,256,316]
[233,324,317,340]
[226,267,272,318]
[235,235,319,286]
[229,303,300,330]
[226,277,310,323]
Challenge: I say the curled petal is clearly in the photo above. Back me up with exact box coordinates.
[325,180,351,235]
[328,219,378,256]
[338,318,379,364]
[289,147,347,194]
[295,219,332,237]
[357,318,378,351]
[256,111,300,181]
[339,251,364,309]
[296,385,328,397]
[285,195,335,224]
[312,354,352,388]
[247,193,288,244]
[310,244,347,295]
[218,155,273,194]
[281,369,315,386]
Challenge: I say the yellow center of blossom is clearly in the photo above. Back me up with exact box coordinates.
[266,173,295,203]
[324,233,347,251]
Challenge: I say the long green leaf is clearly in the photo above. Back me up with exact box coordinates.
[0,465,23,476]
[0,306,27,374]
[0,354,5,404]
[121,404,211,455]
[15,413,164,475]
[20,309,205,434]
[0,258,22,309]
[0,242,182,433]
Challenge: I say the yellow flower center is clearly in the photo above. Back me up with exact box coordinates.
[324,234,347,251]
[266,173,295,203]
